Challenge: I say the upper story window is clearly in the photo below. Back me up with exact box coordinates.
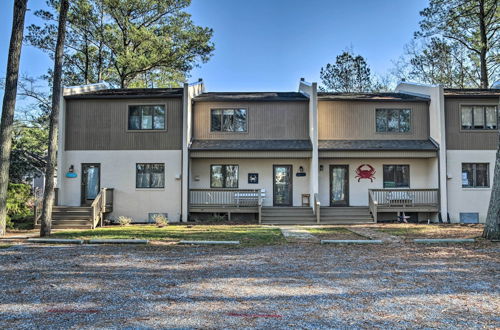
[136,163,165,188]
[128,105,165,130]
[211,165,239,188]
[383,165,410,188]
[376,109,411,133]
[211,109,247,132]
[462,163,489,188]
[461,105,497,130]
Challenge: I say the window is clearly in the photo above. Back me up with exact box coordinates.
[376,109,411,133]
[383,165,410,188]
[210,165,239,188]
[128,105,165,130]
[462,163,489,188]
[136,163,165,188]
[461,105,497,130]
[211,109,247,132]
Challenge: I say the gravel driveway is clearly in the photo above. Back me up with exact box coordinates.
[1,243,499,329]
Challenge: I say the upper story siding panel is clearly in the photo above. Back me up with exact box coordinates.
[65,98,182,150]
[318,100,430,140]
[445,97,499,150]
[192,101,309,140]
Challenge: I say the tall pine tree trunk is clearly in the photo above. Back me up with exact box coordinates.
[0,0,28,237]
[40,0,69,237]
[478,0,489,89]
[483,98,500,240]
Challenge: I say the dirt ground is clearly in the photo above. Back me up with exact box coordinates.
[0,242,498,329]
[372,223,485,239]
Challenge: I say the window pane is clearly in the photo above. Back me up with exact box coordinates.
[136,164,149,188]
[387,109,399,132]
[129,106,142,129]
[485,106,497,129]
[211,110,222,131]
[153,106,165,130]
[150,164,165,188]
[233,109,247,132]
[376,109,387,132]
[222,109,234,131]
[461,164,474,187]
[225,165,239,188]
[136,163,164,188]
[383,165,395,188]
[475,164,489,187]
[461,106,473,129]
[395,165,410,187]
[211,165,223,188]
[400,109,411,132]
[473,106,485,129]
[141,106,153,129]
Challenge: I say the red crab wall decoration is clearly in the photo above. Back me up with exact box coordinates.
[355,164,376,182]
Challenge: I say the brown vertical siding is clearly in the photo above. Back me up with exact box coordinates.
[445,97,499,150]
[65,98,182,150]
[318,100,430,140]
[192,101,309,140]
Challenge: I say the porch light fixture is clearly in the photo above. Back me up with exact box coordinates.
[319,165,324,171]
[69,165,74,173]
[299,166,304,173]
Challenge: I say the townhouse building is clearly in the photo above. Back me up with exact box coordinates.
[42,79,498,229]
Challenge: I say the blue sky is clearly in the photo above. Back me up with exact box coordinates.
[0,0,428,92]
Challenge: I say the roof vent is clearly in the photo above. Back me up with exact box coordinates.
[300,77,305,81]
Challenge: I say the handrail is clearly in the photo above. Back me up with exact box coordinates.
[314,193,320,224]
[369,188,439,207]
[90,188,107,229]
[368,190,378,223]
[190,189,263,207]
[33,187,43,224]
[258,192,263,224]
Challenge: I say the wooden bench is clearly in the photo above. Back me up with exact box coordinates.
[234,189,266,206]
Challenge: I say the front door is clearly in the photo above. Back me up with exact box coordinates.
[273,165,293,206]
[81,163,100,205]
[330,165,349,206]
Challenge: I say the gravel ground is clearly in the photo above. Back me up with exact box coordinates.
[0,243,499,329]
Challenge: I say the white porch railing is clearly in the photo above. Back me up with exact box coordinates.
[189,189,264,207]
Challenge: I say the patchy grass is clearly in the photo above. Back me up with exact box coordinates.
[375,223,484,239]
[305,227,367,240]
[0,244,12,249]
[52,225,285,247]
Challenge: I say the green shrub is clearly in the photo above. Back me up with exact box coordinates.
[6,183,33,229]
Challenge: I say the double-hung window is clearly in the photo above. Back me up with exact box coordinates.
[461,105,497,130]
[462,163,489,188]
[383,165,410,188]
[211,109,247,132]
[376,109,411,133]
[128,105,166,130]
[136,163,165,188]
[210,165,239,188]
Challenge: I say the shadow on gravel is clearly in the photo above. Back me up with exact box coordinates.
[0,243,498,328]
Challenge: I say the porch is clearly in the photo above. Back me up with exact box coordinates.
[368,188,439,222]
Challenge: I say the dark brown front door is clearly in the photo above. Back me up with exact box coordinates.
[273,165,293,206]
[81,163,100,205]
[330,165,349,206]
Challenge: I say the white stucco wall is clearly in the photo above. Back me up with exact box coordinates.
[446,150,496,223]
[59,150,182,222]
[318,158,439,206]
[190,158,311,207]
